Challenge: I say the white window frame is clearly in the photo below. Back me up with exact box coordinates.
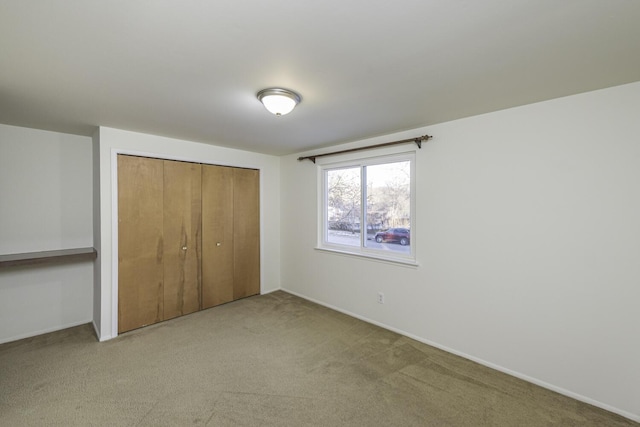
[317,149,417,265]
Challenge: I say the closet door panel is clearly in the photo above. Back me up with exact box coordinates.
[233,168,260,299]
[163,160,202,320]
[117,155,164,333]
[201,165,234,308]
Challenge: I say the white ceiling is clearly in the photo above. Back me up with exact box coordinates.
[1,1,639,155]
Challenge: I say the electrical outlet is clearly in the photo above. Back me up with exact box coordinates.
[377,292,384,304]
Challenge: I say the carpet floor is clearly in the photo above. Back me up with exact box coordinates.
[0,290,636,426]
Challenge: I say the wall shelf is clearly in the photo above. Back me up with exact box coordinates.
[0,247,97,268]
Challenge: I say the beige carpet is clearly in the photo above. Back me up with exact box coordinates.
[0,291,636,426]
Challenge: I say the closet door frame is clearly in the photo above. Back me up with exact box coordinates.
[110,149,262,338]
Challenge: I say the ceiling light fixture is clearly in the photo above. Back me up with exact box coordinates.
[257,88,301,116]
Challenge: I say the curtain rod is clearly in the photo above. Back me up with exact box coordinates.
[297,134,432,163]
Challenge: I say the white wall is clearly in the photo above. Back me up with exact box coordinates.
[0,124,93,343]
[94,127,281,341]
[280,82,640,421]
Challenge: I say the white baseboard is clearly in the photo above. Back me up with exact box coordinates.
[281,287,639,423]
[92,320,116,342]
[0,319,92,345]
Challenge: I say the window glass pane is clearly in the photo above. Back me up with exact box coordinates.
[326,167,361,247]
[364,161,411,254]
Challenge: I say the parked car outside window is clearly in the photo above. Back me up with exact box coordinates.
[374,228,410,246]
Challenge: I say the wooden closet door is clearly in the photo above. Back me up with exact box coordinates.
[163,160,202,320]
[233,167,260,299]
[201,165,234,308]
[118,155,164,333]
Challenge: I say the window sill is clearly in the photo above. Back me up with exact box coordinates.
[314,246,418,267]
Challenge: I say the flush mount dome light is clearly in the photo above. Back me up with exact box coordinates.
[257,88,301,116]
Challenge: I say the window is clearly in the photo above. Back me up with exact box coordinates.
[319,152,415,264]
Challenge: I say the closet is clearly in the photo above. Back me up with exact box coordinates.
[117,155,260,334]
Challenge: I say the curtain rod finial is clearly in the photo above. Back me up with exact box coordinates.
[415,135,433,149]
[297,156,316,163]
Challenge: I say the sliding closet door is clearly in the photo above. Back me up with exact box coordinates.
[118,155,164,333]
[233,167,260,299]
[119,157,260,333]
[201,165,234,308]
[163,160,202,320]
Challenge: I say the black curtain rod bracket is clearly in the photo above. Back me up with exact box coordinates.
[298,134,432,163]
